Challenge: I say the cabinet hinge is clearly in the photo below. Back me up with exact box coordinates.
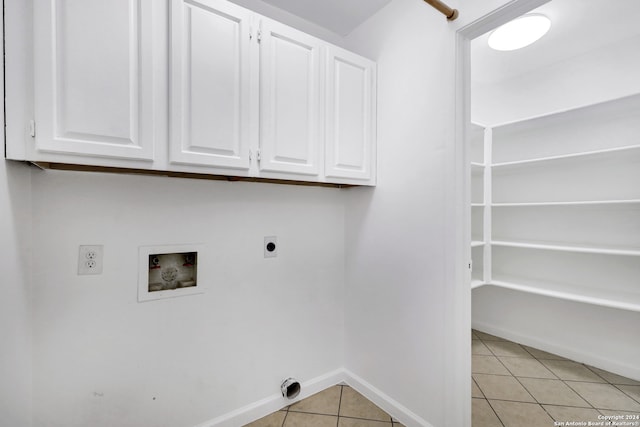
[257,29,262,43]
[29,120,36,138]
[468,261,473,270]
[256,148,261,161]
[249,149,252,162]
[249,26,253,41]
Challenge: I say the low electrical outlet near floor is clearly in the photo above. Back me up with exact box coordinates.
[78,245,104,275]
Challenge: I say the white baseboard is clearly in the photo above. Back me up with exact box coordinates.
[472,320,640,382]
[193,368,436,427]
[343,369,435,427]
[194,368,345,427]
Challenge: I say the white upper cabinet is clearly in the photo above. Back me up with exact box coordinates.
[324,45,376,183]
[258,19,322,177]
[33,0,156,161]
[170,0,253,170]
[9,0,376,185]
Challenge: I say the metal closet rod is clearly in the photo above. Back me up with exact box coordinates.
[423,0,459,21]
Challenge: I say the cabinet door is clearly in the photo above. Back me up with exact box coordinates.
[325,45,376,183]
[170,0,253,170]
[34,0,155,161]
[259,19,322,176]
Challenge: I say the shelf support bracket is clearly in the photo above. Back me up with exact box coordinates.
[422,0,459,21]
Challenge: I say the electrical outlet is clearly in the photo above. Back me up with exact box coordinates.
[264,236,277,258]
[78,245,104,275]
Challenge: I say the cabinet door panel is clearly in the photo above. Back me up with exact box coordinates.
[34,0,154,160]
[325,46,376,182]
[259,20,321,176]
[170,0,252,169]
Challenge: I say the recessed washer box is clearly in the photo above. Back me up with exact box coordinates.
[138,244,205,302]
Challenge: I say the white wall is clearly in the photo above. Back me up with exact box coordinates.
[472,34,640,126]
[473,287,640,380]
[0,165,33,427]
[342,0,471,425]
[0,7,33,423]
[29,171,345,427]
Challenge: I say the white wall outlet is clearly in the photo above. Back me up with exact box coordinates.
[264,236,277,258]
[78,245,104,275]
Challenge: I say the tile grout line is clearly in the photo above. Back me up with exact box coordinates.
[280,405,289,427]
[484,398,507,427]
[582,364,640,407]
[489,343,561,422]
[476,332,640,415]
[594,368,640,411]
[479,338,545,404]
[476,332,605,422]
[471,365,505,427]
[475,395,505,427]
[336,384,343,426]
[548,360,620,413]
[481,334,601,414]
[613,384,640,406]
[472,376,488,400]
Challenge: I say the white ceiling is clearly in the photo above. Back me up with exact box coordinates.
[472,0,640,84]
[258,0,391,35]
[242,0,640,82]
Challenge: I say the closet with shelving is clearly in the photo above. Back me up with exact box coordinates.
[471,93,640,313]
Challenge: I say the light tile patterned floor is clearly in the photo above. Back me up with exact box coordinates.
[244,385,406,427]
[472,329,640,427]
[246,331,640,427]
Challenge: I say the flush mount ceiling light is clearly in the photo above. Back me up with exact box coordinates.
[488,14,551,51]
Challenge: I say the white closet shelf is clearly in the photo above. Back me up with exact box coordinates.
[492,144,640,169]
[492,199,640,207]
[484,278,640,313]
[490,93,640,130]
[471,241,485,248]
[491,240,640,257]
[471,203,485,207]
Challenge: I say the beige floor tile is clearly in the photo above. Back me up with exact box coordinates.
[244,410,287,427]
[618,385,640,403]
[338,417,398,427]
[289,385,341,415]
[473,355,511,375]
[392,423,407,427]
[339,387,392,422]
[472,330,480,339]
[472,378,485,398]
[474,331,508,341]
[473,374,535,402]
[523,346,568,361]
[473,340,494,356]
[489,400,554,427]
[283,412,337,427]
[541,360,605,383]
[542,405,602,423]
[586,366,640,386]
[498,357,556,379]
[519,378,590,407]
[338,417,392,426]
[567,381,640,411]
[484,341,532,358]
[472,398,502,427]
